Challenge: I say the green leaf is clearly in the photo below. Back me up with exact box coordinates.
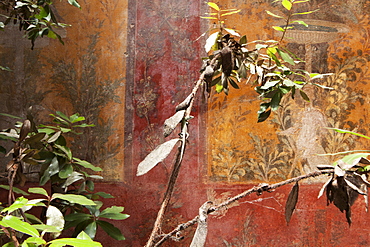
[2,197,28,213]
[215,82,223,93]
[93,192,114,199]
[0,215,39,237]
[260,80,279,90]
[277,49,295,65]
[62,171,84,188]
[0,113,21,119]
[52,193,96,206]
[77,231,93,240]
[73,158,102,172]
[272,26,285,32]
[28,187,48,197]
[0,185,29,195]
[327,128,370,140]
[265,10,283,18]
[257,109,271,123]
[291,20,308,27]
[282,0,292,10]
[33,224,62,233]
[292,9,319,15]
[48,238,102,247]
[99,206,130,220]
[22,236,46,246]
[239,35,247,45]
[207,2,219,11]
[299,90,310,102]
[69,114,85,123]
[312,83,333,90]
[59,163,73,179]
[228,77,239,89]
[96,220,125,240]
[271,91,282,111]
[54,144,72,160]
[84,221,97,239]
[221,9,241,17]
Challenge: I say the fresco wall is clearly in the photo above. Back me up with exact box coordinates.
[1,0,370,246]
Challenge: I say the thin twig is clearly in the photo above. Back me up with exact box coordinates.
[154,170,332,246]
[144,54,221,247]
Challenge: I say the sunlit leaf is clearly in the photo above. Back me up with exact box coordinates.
[221,9,241,16]
[265,10,283,18]
[282,0,292,10]
[207,2,220,11]
[292,9,319,15]
[48,238,102,247]
[277,49,295,65]
[74,157,102,172]
[224,28,240,37]
[46,206,65,238]
[272,26,285,32]
[291,20,308,27]
[327,128,370,140]
[52,193,96,206]
[205,32,220,53]
[136,139,180,176]
[163,110,185,137]
[0,215,39,237]
[67,0,81,8]
[28,187,48,197]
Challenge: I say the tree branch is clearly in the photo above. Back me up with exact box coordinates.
[154,170,332,246]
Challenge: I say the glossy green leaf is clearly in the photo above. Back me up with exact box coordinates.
[54,144,72,160]
[282,0,292,10]
[228,77,239,89]
[207,2,219,11]
[93,192,114,199]
[2,197,28,213]
[272,26,285,32]
[74,158,102,172]
[48,238,102,247]
[52,193,96,205]
[257,109,271,123]
[77,231,93,240]
[84,221,97,239]
[0,185,29,195]
[70,114,85,123]
[59,163,73,179]
[100,206,130,220]
[28,187,48,197]
[62,171,84,188]
[271,91,282,111]
[277,49,295,65]
[0,215,39,237]
[96,220,125,240]
[22,236,46,246]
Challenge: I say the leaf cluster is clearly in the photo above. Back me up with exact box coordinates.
[0,111,129,245]
[201,1,330,122]
[0,0,80,48]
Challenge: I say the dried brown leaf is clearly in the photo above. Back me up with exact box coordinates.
[136,138,180,176]
[163,110,185,137]
[285,182,299,224]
